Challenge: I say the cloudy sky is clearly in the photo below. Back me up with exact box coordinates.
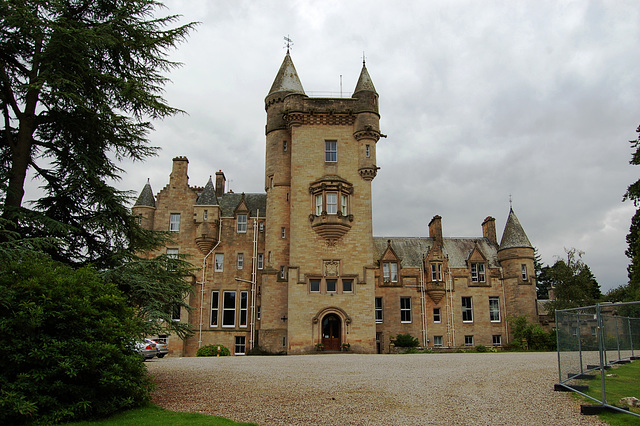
[116,0,639,293]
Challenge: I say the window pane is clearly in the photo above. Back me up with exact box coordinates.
[258,253,264,269]
[210,291,219,327]
[222,291,236,327]
[341,195,348,215]
[401,297,411,323]
[433,308,441,323]
[325,140,337,162]
[237,214,247,233]
[235,336,246,355]
[326,279,337,292]
[489,297,500,322]
[310,279,320,292]
[237,253,243,269]
[169,213,180,232]
[462,297,473,322]
[375,297,383,323]
[434,336,443,346]
[214,254,224,272]
[390,263,398,282]
[326,193,337,214]
[316,194,323,215]
[240,291,248,327]
[342,279,353,292]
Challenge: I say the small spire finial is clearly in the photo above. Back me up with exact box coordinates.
[284,35,293,53]
[362,51,366,66]
[509,194,513,210]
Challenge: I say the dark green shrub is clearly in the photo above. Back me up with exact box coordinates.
[0,256,152,425]
[475,344,487,352]
[508,315,556,351]
[393,333,420,348]
[196,344,231,356]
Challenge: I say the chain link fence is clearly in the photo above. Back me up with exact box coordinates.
[555,301,640,417]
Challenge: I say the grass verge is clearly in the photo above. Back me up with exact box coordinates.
[63,404,258,425]
[575,360,640,425]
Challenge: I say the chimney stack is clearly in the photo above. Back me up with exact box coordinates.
[215,170,226,198]
[169,156,189,188]
[482,216,497,246]
[429,215,443,247]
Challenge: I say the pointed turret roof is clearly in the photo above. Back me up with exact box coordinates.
[196,176,218,205]
[353,63,377,95]
[134,180,155,208]
[499,209,532,251]
[268,51,305,96]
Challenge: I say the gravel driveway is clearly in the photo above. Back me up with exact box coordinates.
[147,352,606,425]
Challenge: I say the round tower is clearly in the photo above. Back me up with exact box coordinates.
[497,208,537,323]
[132,180,156,230]
[353,62,381,181]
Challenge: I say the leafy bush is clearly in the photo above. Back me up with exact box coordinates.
[393,333,420,348]
[475,344,487,352]
[196,344,231,357]
[0,256,152,425]
[508,315,556,351]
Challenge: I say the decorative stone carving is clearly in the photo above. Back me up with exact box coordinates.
[358,166,379,181]
[324,260,340,276]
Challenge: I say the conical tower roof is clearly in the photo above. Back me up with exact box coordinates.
[134,180,155,208]
[268,51,305,96]
[196,176,218,205]
[499,208,532,251]
[353,63,377,95]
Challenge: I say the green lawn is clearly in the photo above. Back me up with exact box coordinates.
[64,404,258,425]
[575,360,640,425]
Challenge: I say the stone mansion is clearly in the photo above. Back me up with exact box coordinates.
[132,52,538,356]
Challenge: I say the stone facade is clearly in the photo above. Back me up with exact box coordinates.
[133,52,538,356]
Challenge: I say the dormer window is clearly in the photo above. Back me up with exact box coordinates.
[431,263,443,282]
[383,262,398,283]
[471,263,486,283]
[237,214,247,233]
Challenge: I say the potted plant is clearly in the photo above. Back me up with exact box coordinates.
[315,343,324,351]
[341,343,350,351]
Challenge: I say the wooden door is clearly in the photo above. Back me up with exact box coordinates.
[322,314,341,351]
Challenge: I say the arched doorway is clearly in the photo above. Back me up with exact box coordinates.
[322,314,341,351]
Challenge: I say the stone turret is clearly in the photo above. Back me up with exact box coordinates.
[132,179,156,229]
[194,176,219,254]
[498,208,537,322]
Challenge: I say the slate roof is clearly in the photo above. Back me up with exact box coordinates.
[373,237,500,269]
[134,181,155,208]
[218,193,267,218]
[195,177,218,206]
[268,52,305,96]
[499,209,532,250]
[353,64,377,95]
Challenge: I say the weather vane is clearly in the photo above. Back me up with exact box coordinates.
[284,35,293,53]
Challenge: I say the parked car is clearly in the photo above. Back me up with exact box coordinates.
[134,339,158,360]
[152,338,168,358]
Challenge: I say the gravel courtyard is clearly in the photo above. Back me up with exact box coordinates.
[147,352,606,425]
